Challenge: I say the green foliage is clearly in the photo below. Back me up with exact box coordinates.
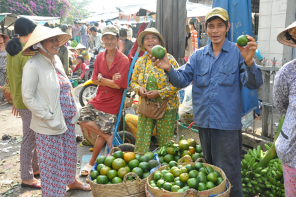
[71,40,78,48]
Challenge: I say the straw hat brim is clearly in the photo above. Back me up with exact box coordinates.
[75,43,86,49]
[277,21,296,47]
[22,25,71,56]
[137,28,165,52]
[0,34,9,43]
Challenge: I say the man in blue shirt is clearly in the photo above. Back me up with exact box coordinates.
[153,8,263,197]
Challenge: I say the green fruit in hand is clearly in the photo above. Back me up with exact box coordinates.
[237,35,249,46]
[151,45,166,60]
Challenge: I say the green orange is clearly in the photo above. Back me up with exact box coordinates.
[100,166,111,175]
[104,156,115,167]
[112,158,126,170]
[179,140,189,150]
[96,175,108,184]
[96,156,106,164]
[118,167,129,179]
[107,170,118,180]
[237,35,249,47]
[151,45,166,60]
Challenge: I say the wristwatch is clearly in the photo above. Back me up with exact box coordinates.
[98,75,102,82]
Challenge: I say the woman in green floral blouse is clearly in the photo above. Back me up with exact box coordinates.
[131,28,180,153]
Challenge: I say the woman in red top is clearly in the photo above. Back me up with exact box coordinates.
[72,56,87,80]
[189,19,198,51]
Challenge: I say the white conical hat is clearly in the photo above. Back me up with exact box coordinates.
[22,25,71,56]
[75,43,86,49]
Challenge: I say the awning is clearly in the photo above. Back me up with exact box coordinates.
[80,12,119,23]
[187,2,212,18]
[116,2,157,15]
[0,13,18,31]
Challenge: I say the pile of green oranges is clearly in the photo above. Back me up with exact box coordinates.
[149,161,224,193]
[90,151,159,184]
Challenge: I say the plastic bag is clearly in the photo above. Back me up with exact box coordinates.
[0,84,13,105]
[178,85,193,117]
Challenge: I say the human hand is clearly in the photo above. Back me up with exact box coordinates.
[236,35,256,67]
[150,48,171,72]
[12,103,19,117]
[139,87,147,98]
[112,73,121,80]
[147,90,160,99]
[98,73,102,79]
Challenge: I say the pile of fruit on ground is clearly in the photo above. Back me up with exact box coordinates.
[241,115,285,197]
[241,144,284,197]
[148,161,225,192]
[90,151,159,184]
[156,138,204,165]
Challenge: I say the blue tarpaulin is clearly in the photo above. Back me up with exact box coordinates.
[212,0,260,115]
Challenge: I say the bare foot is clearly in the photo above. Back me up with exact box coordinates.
[22,178,38,185]
[68,179,91,191]
[19,191,33,197]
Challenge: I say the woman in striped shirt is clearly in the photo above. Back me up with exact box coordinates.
[189,20,198,51]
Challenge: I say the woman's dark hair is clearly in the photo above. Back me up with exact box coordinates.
[94,22,99,27]
[77,55,84,62]
[14,17,36,36]
[119,29,127,37]
[1,35,5,40]
[185,33,191,49]
[6,17,36,56]
[189,19,197,31]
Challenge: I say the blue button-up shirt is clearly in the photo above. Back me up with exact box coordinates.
[167,38,263,130]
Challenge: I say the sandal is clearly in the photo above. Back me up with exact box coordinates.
[67,183,91,191]
[21,180,41,189]
[81,163,93,176]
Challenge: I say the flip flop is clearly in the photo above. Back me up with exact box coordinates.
[81,163,93,176]
[67,183,91,191]
[21,180,41,189]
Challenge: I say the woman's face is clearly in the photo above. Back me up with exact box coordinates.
[77,49,81,53]
[41,36,60,55]
[18,34,32,44]
[77,58,82,63]
[143,33,161,53]
[0,36,4,44]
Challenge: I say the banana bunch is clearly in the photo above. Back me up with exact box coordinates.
[260,157,285,197]
[241,145,266,197]
[241,144,285,197]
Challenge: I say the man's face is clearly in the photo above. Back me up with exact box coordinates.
[102,34,117,51]
[205,17,230,45]
[91,30,96,36]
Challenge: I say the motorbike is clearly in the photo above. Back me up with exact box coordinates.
[83,46,105,81]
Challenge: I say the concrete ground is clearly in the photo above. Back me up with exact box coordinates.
[0,84,282,197]
[0,85,98,197]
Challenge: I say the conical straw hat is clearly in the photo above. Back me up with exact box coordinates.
[22,25,71,56]
[75,43,86,49]
[0,33,9,43]
[277,21,296,47]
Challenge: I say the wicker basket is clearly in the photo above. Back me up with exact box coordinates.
[146,156,231,197]
[87,172,147,197]
[177,122,200,144]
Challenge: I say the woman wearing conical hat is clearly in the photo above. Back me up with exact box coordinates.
[21,25,91,196]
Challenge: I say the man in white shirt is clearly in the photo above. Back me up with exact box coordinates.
[89,26,103,50]
[99,19,106,32]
